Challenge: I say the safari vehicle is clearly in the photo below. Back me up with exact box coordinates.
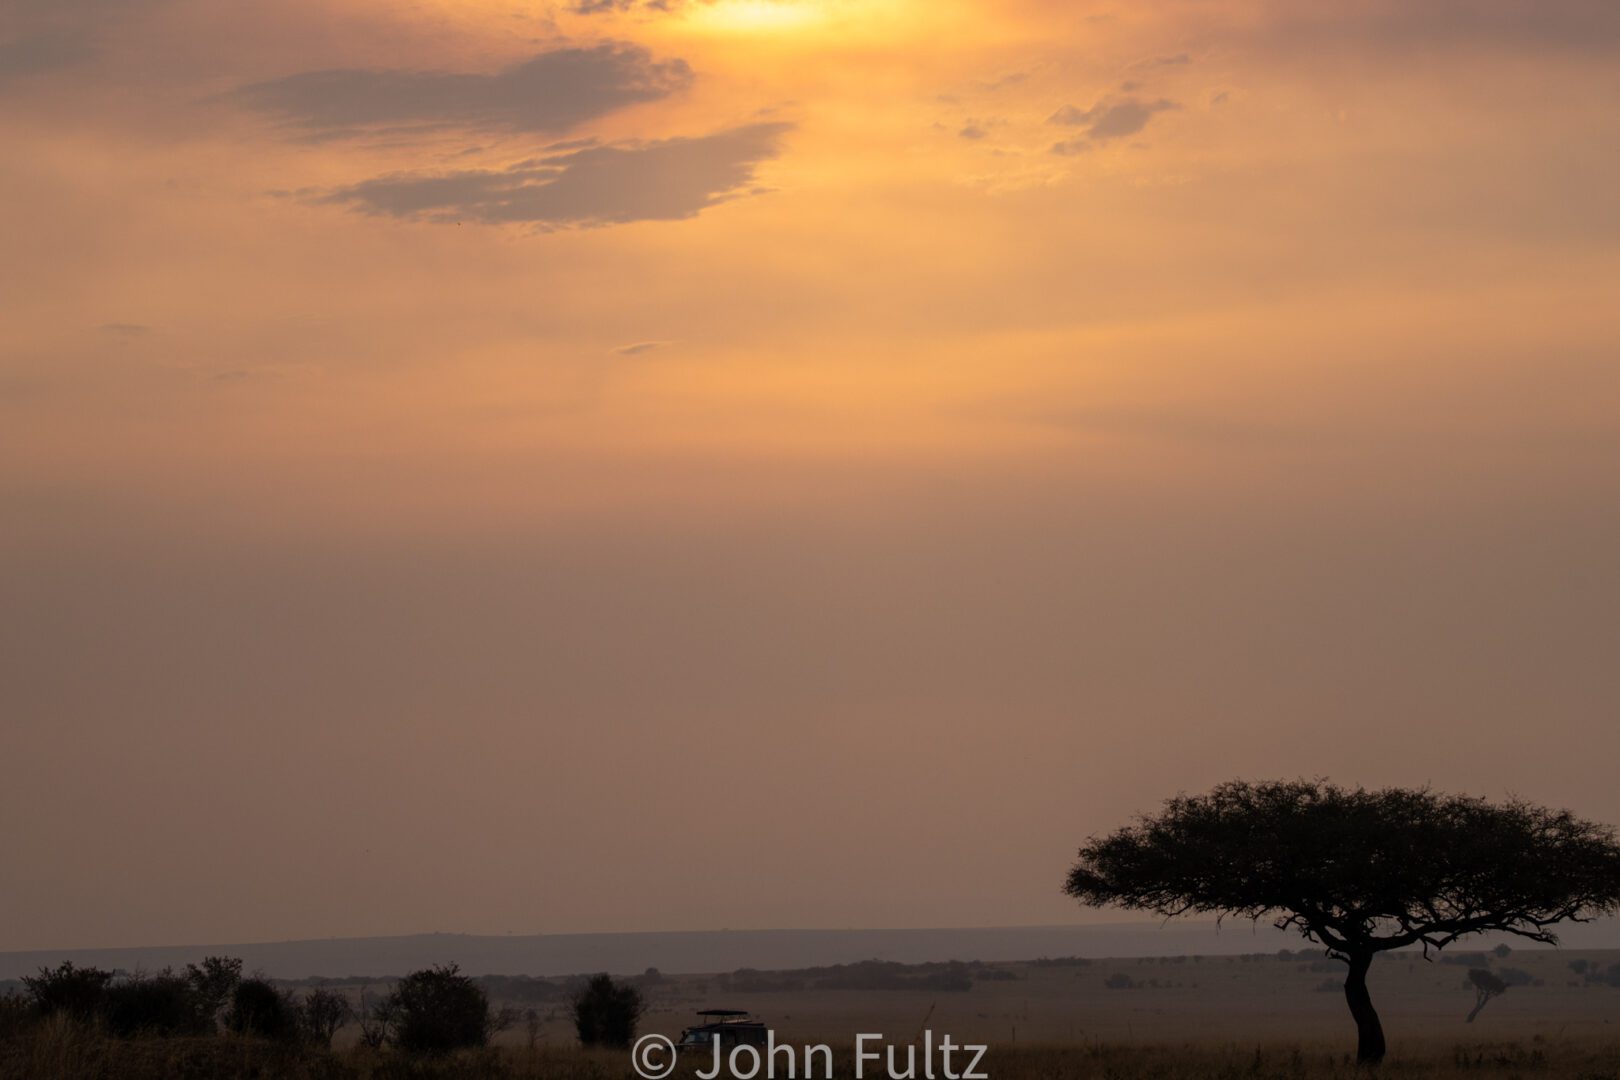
[677,1009,770,1052]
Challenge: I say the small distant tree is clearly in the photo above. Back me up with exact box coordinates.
[1492,944,1512,959]
[571,974,645,1049]
[356,986,396,1049]
[1102,972,1134,990]
[1064,780,1620,1063]
[226,978,301,1042]
[300,988,353,1048]
[185,956,243,1028]
[1466,968,1508,1022]
[384,965,495,1054]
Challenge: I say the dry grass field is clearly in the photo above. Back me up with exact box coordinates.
[6,949,1620,1079]
[579,949,1620,1047]
[9,1025,1620,1080]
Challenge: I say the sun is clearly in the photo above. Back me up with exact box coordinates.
[685,0,827,34]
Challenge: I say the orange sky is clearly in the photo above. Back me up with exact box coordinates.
[2,0,1619,951]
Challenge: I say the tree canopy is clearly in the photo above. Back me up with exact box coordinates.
[1064,779,1620,1062]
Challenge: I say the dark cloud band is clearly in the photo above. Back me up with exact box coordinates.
[320,122,793,228]
[231,43,692,137]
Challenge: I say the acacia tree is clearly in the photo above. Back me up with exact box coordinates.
[1465,969,1508,1023]
[1063,780,1620,1064]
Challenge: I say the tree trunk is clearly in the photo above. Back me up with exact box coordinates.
[1344,951,1386,1065]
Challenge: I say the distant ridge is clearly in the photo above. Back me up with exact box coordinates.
[6,920,1619,981]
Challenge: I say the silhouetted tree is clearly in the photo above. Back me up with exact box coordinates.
[570,973,645,1049]
[22,962,113,1021]
[1064,780,1620,1063]
[185,956,243,1028]
[300,987,353,1048]
[1466,968,1508,1022]
[104,971,212,1037]
[384,964,495,1054]
[226,978,301,1042]
[356,986,396,1049]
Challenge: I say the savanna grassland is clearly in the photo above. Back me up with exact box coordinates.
[6,949,1620,1080]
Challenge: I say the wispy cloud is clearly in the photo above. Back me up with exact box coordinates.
[231,43,692,138]
[1250,0,1620,52]
[1048,95,1178,151]
[320,122,793,228]
[97,322,150,337]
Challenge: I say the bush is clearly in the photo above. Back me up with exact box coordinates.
[1103,972,1134,990]
[226,978,301,1042]
[300,987,353,1047]
[22,962,113,1021]
[385,964,495,1054]
[570,973,645,1049]
[21,957,246,1039]
[103,972,212,1037]
[185,957,243,1027]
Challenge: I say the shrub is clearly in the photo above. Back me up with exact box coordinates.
[103,972,212,1037]
[571,973,645,1048]
[185,956,243,1027]
[22,962,113,1021]
[357,990,396,1049]
[226,978,301,1042]
[385,964,495,1054]
[300,987,353,1047]
[1103,972,1134,990]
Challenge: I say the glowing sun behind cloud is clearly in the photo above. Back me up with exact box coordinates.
[685,0,826,33]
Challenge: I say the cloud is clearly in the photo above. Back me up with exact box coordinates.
[572,0,684,12]
[0,31,94,84]
[1048,96,1178,148]
[320,122,792,228]
[1254,0,1620,51]
[97,322,149,337]
[231,43,692,138]
[0,0,154,87]
[613,341,667,356]
[958,125,987,140]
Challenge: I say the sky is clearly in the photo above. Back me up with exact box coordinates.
[2,0,1619,953]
